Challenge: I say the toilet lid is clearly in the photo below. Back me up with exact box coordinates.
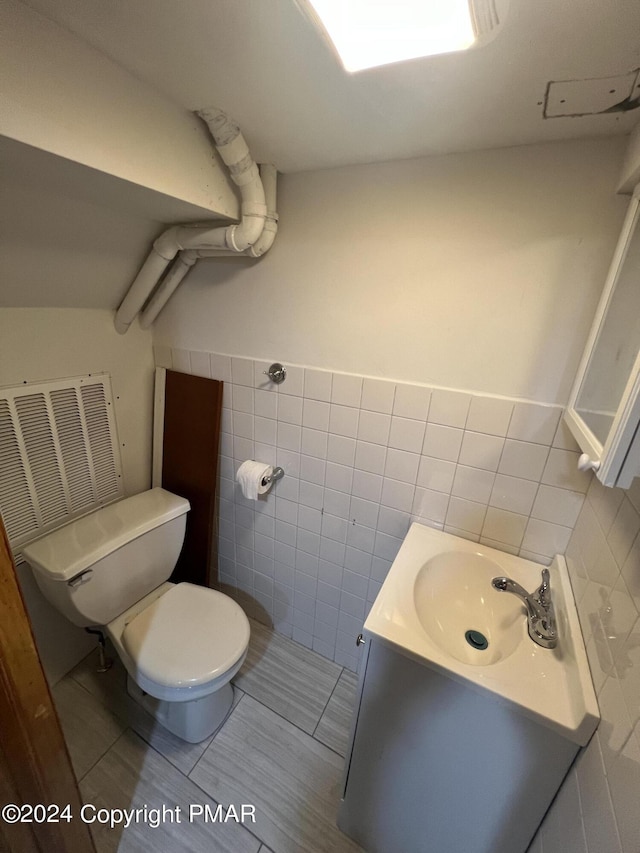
[122,583,250,689]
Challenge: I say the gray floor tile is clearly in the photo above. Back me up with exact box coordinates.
[70,648,236,775]
[190,695,363,853]
[234,619,342,733]
[53,676,126,780]
[81,729,261,853]
[314,670,358,757]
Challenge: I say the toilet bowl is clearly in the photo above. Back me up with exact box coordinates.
[23,488,250,743]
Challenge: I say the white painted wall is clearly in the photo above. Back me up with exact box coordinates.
[0,308,155,683]
[155,137,627,405]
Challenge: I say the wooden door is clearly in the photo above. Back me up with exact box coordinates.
[0,518,95,853]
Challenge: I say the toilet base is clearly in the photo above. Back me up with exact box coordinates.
[126,675,235,743]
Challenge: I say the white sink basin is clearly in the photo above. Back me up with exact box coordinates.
[414,551,523,666]
[364,523,599,745]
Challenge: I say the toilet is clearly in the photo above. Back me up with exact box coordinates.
[22,488,250,743]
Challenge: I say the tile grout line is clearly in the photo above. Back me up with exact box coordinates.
[311,665,344,739]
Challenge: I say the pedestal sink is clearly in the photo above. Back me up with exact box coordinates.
[338,524,599,853]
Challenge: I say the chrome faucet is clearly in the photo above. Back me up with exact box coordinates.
[491,568,557,649]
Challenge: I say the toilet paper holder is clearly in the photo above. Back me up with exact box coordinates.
[261,466,285,487]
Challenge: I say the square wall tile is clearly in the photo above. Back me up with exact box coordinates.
[324,488,351,519]
[233,411,254,440]
[531,485,585,528]
[304,368,332,401]
[326,434,356,466]
[381,478,415,512]
[331,373,362,407]
[498,439,549,481]
[325,462,353,494]
[377,507,411,539]
[302,399,330,431]
[452,465,495,504]
[542,449,592,493]
[423,424,463,462]
[329,405,359,438]
[429,389,471,428]
[233,384,254,414]
[389,417,426,453]
[357,410,391,445]
[209,353,232,382]
[255,389,277,419]
[466,397,513,436]
[361,378,396,414]
[277,422,302,452]
[350,497,380,528]
[458,431,504,472]
[588,477,625,536]
[446,497,487,534]
[482,507,528,548]
[522,518,572,557]
[189,350,211,377]
[384,448,420,484]
[278,394,303,425]
[300,454,325,485]
[352,470,383,503]
[552,419,581,451]
[508,402,561,445]
[355,440,387,474]
[299,480,324,510]
[231,356,254,386]
[255,416,276,445]
[301,428,328,459]
[608,498,640,569]
[489,474,539,516]
[393,384,431,421]
[417,456,456,494]
[412,488,449,525]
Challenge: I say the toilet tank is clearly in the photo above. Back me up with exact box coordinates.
[22,488,190,627]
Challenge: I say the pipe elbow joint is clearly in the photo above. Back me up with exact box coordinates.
[153,227,181,260]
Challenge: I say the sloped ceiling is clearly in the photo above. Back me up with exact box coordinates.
[18,0,640,172]
[3,0,640,309]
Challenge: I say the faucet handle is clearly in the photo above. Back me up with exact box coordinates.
[536,568,551,609]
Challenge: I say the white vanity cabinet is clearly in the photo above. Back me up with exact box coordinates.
[338,638,579,853]
[564,184,640,488]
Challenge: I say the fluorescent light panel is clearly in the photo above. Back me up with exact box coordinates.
[308,0,476,72]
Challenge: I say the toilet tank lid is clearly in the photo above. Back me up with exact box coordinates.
[22,488,190,582]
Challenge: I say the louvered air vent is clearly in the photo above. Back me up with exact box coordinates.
[0,374,123,560]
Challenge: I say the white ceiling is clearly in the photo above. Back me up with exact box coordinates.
[18,0,640,173]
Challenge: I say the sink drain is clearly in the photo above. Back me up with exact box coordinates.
[465,629,489,650]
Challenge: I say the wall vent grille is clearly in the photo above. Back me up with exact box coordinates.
[0,374,123,561]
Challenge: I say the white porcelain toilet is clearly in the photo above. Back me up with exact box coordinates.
[23,488,250,743]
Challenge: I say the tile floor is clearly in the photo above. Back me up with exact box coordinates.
[53,619,361,853]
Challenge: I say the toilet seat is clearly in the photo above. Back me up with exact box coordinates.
[122,582,250,694]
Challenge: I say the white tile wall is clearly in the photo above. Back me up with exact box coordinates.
[529,476,640,853]
[158,348,595,676]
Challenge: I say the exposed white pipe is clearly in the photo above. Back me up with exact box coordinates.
[138,251,198,329]
[114,108,274,334]
[197,164,278,259]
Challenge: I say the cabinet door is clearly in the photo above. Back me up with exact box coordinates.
[565,186,640,488]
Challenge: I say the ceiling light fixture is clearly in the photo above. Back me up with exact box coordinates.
[301,0,504,73]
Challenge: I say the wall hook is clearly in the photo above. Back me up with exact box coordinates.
[263,363,287,384]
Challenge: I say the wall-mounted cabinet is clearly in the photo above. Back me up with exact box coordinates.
[564,184,640,488]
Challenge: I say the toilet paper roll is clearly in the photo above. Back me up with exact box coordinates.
[236,460,273,500]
